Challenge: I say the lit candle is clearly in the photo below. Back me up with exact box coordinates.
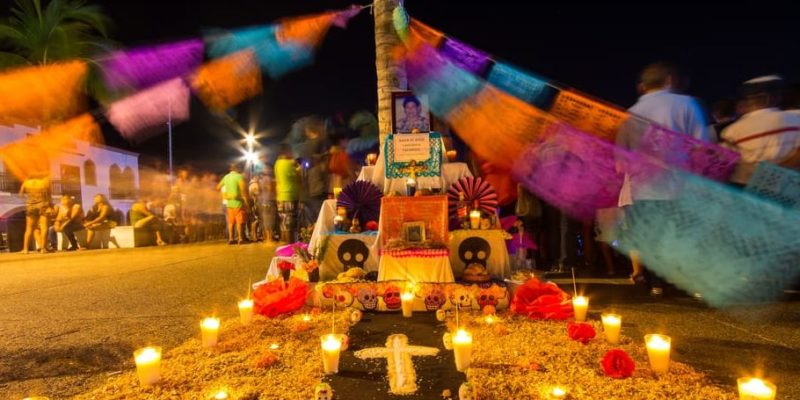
[446,150,457,162]
[452,329,473,371]
[483,314,496,325]
[333,215,344,232]
[269,343,280,350]
[302,313,313,322]
[213,390,229,399]
[469,210,481,230]
[320,334,343,374]
[645,334,671,374]
[406,178,417,197]
[366,153,377,166]
[572,296,589,322]
[201,317,221,348]
[333,187,342,199]
[550,386,567,399]
[738,378,776,400]
[401,292,414,318]
[133,346,161,386]
[601,313,621,344]
[238,299,254,325]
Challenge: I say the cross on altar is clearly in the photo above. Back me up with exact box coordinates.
[354,334,439,395]
[399,160,428,180]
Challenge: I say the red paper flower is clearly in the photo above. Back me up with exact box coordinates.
[253,277,310,318]
[277,260,295,271]
[510,278,574,320]
[601,349,635,378]
[365,220,379,231]
[567,322,596,344]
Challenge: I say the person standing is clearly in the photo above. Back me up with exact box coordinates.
[275,146,300,243]
[19,172,51,254]
[50,196,85,251]
[617,62,714,296]
[217,163,249,244]
[721,76,800,184]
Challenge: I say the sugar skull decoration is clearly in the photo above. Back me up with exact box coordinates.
[477,286,506,309]
[422,288,447,311]
[381,284,402,310]
[314,382,333,400]
[356,287,378,310]
[459,383,475,400]
[449,286,474,309]
[442,332,453,350]
[334,290,354,308]
[459,237,492,283]
[338,239,370,271]
[436,309,447,322]
[350,309,363,323]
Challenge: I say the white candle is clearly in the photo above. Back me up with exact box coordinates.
[452,329,473,371]
[469,210,481,230]
[601,313,621,344]
[133,346,162,386]
[321,334,342,374]
[401,292,414,318]
[201,317,220,348]
[238,299,254,325]
[645,334,671,374]
[550,386,567,399]
[572,296,589,322]
[738,378,776,400]
[213,390,229,399]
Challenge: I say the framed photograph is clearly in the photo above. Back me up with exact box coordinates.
[403,221,427,243]
[392,91,432,133]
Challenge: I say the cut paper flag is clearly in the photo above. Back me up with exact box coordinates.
[408,19,444,48]
[190,49,262,112]
[107,78,190,144]
[487,62,557,109]
[446,85,556,171]
[0,114,101,180]
[439,38,492,76]
[549,90,629,142]
[100,39,204,92]
[0,61,87,126]
[512,123,661,220]
[745,162,800,209]
[610,172,800,307]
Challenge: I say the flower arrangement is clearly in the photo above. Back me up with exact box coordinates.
[601,349,636,379]
[567,322,596,344]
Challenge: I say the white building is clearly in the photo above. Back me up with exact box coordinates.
[1,124,139,252]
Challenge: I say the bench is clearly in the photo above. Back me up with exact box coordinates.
[55,226,156,249]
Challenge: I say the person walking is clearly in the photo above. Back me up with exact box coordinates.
[19,172,51,254]
[217,163,249,244]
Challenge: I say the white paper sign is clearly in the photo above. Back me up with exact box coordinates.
[393,133,431,162]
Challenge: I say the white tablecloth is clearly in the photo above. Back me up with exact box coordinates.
[265,255,303,279]
[308,199,338,253]
[358,153,472,194]
[319,233,379,281]
[377,254,455,283]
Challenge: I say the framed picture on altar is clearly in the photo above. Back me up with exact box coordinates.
[403,221,426,243]
[392,91,432,133]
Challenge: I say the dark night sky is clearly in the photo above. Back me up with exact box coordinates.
[6,0,798,172]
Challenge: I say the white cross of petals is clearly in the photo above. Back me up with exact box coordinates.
[354,334,440,395]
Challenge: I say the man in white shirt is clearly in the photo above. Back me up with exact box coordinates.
[721,76,800,184]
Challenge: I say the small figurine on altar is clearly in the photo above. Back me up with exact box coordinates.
[314,383,333,400]
[349,217,362,234]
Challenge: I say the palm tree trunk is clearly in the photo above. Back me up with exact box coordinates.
[373,0,407,148]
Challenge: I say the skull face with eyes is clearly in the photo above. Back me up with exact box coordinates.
[338,239,369,270]
[334,291,354,308]
[424,288,447,311]
[381,285,402,310]
[449,287,473,309]
[356,287,378,310]
[314,382,333,400]
[458,237,491,269]
[477,287,502,308]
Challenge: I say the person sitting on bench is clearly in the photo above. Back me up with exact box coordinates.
[84,194,117,249]
[130,198,167,246]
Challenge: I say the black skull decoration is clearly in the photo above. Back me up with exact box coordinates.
[458,237,491,268]
[338,239,369,270]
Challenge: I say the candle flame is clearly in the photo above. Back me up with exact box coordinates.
[740,378,774,395]
[201,317,220,329]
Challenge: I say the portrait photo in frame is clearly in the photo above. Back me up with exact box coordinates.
[392,91,432,133]
[403,221,427,243]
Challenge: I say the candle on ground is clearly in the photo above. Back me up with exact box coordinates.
[302,313,313,322]
[269,343,280,350]
[320,334,343,374]
[452,329,473,371]
[133,346,162,386]
[483,314,496,325]
[213,390,229,399]
[201,317,221,348]
[550,386,567,399]
[401,292,414,318]
[469,210,481,230]
[572,296,589,322]
[601,313,621,344]
[738,378,776,400]
[238,299,254,325]
[645,334,671,374]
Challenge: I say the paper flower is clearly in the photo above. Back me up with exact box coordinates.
[567,322,596,344]
[254,351,279,368]
[510,278,574,320]
[278,260,295,271]
[601,349,635,378]
[253,277,309,318]
[365,220,379,231]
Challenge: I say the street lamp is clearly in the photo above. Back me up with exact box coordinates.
[245,132,256,147]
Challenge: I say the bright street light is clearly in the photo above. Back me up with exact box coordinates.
[245,132,256,147]
[244,150,258,164]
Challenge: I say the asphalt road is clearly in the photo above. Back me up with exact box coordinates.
[1,243,798,399]
[0,242,270,399]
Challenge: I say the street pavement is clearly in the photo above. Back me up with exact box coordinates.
[0,242,270,399]
[1,243,798,399]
